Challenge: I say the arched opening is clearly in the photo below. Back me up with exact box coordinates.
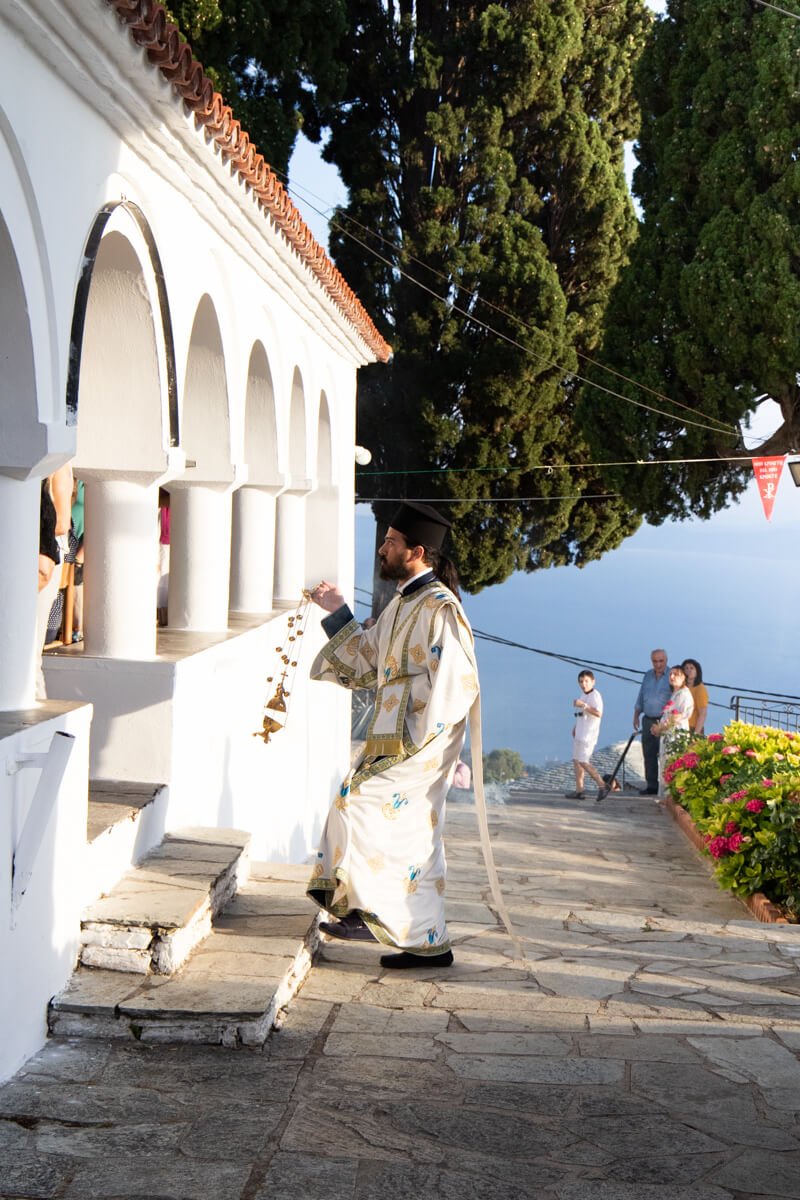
[273,367,308,606]
[0,208,40,707]
[243,341,278,485]
[288,366,307,480]
[168,294,233,630]
[230,341,280,612]
[180,294,231,481]
[75,231,163,472]
[306,390,340,583]
[68,201,177,446]
[0,210,37,466]
[71,213,172,660]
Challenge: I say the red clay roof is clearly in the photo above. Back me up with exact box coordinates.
[106,1,391,363]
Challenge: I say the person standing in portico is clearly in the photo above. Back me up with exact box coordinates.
[632,648,671,796]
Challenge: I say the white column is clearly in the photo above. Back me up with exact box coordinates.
[229,486,277,614]
[0,474,39,708]
[83,479,158,659]
[273,490,308,608]
[168,485,232,630]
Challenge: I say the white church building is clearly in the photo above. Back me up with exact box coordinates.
[0,0,389,1079]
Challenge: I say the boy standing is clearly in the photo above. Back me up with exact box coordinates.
[565,670,607,802]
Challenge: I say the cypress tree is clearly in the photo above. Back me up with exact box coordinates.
[582,0,800,523]
[324,1,650,590]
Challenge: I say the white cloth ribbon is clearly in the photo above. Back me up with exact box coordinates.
[468,692,526,961]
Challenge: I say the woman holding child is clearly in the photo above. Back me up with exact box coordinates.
[652,665,694,793]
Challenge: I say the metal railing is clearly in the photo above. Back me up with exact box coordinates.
[730,696,800,734]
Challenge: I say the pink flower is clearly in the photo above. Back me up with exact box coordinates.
[721,745,740,756]
[761,779,776,787]
[728,790,748,801]
[774,754,785,761]
[682,753,700,769]
[719,774,733,784]
[708,734,723,742]
[725,821,739,835]
[746,799,766,813]
[745,749,757,758]
[707,836,731,859]
[727,833,746,853]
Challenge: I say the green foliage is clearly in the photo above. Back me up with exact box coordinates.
[483,748,525,783]
[165,0,347,172]
[324,1,650,591]
[665,723,800,918]
[582,0,800,523]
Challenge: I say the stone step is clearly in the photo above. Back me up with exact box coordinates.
[87,780,163,844]
[85,780,168,903]
[79,827,251,974]
[49,864,320,1046]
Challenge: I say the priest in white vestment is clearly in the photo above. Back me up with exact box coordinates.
[307,502,479,969]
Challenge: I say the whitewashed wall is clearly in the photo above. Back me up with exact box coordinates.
[0,706,93,1081]
[0,0,381,1079]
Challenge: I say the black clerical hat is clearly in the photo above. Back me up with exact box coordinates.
[389,501,452,551]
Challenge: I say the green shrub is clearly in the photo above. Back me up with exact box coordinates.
[664,722,800,920]
[483,748,525,783]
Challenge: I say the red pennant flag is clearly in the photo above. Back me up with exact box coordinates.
[751,455,786,521]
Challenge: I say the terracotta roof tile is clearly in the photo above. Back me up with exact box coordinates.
[106,0,391,362]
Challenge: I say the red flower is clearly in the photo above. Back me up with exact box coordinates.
[719,774,733,784]
[725,821,739,835]
[707,836,731,859]
[746,799,766,813]
[761,779,776,787]
[727,833,746,853]
[745,749,757,758]
[708,734,723,742]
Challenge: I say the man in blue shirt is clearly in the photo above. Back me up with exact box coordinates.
[633,649,671,795]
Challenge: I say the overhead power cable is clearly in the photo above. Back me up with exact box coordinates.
[352,586,800,705]
[356,494,620,504]
[336,222,738,440]
[281,170,738,440]
[753,0,800,19]
[356,454,762,479]
[325,207,735,438]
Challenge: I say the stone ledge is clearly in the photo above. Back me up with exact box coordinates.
[661,794,790,925]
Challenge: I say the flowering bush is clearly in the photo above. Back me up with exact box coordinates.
[664,722,800,919]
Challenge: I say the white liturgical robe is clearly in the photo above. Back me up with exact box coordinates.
[307,575,479,955]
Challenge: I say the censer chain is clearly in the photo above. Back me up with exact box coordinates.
[254,589,314,744]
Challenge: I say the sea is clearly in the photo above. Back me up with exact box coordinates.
[354,476,799,768]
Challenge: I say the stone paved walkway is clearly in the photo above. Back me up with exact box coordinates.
[2,793,800,1200]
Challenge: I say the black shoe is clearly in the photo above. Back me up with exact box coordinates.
[564,790,585,800]
[319,912,377,942]
[595,786,609,803]
[380,950,454,969]
[638,786,658,795]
